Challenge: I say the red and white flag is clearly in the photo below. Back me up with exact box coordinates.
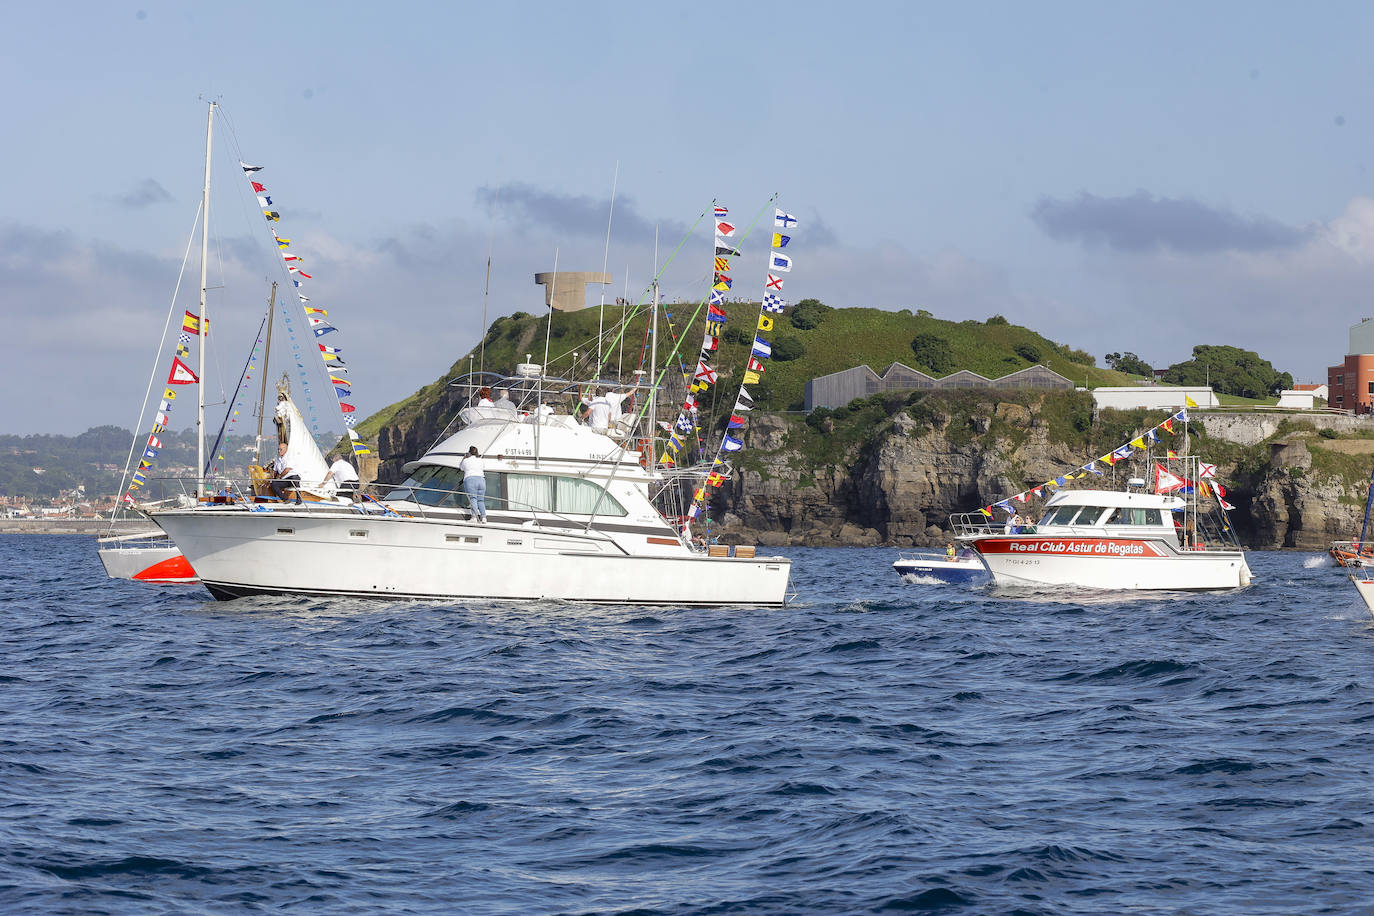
[167,357,199,385]
[1198,462,1217,479]
[1154,463,1185,493]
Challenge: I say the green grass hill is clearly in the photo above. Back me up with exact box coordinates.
[355,304,1135,440]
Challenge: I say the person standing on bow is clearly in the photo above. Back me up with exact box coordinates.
[460,446,487,523]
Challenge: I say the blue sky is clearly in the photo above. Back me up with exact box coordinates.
[6,2,1374,434]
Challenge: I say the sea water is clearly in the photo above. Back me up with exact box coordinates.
[2,536,1372,914]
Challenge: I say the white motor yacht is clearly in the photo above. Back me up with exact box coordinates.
[956,488,1251,591]
[150,376,791,605]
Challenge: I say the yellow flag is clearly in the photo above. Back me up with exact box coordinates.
[1185,395,1199,407]
[744,370,761,385]
[1130,437,1146,449]
[757,315,774,332]
[714,257,730,271]
[163,388,177,400]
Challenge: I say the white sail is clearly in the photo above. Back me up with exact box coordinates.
[276,394,332,490]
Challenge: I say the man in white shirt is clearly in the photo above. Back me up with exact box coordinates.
[586,388,630,433]
[459,446,487,523]
[325,454,360,501]
[269,441,301,505]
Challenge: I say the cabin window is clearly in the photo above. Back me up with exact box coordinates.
[502,473,626,516]
[1039,506,1078,526]
[506,473,555,513]
[1106,507,1161,526]
[1069,506,1107,525]
[386,465,461,505]
[554,476,627,516]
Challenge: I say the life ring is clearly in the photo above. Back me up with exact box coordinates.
[637,437,651,467]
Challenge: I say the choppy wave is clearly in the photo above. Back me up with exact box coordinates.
[1,540,1372,914]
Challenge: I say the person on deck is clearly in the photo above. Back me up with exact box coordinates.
[587,388,630,433]
[269,441,302,505]
[493,388,517,411]
[460,446,487,523]
[476,387,494,407]
[325,453,360,501]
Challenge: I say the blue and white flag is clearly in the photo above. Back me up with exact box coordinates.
[751,337,772,359]
[722,434,745,452]
[709,290,725,305]
[774,209,797,229]
[763,293,786,313]
[769,252,792,272]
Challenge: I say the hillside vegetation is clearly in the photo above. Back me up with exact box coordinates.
[356,304,1132,439]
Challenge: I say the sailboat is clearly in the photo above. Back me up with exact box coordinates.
[100,102,342,583]
[98,102,220,584]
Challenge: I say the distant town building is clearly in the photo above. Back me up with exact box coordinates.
[1091,387,1218,411]
[1293,383,1328,399]
[1327,320,1374,413]
[1276,389,1319,409]
[805,363,1073,412]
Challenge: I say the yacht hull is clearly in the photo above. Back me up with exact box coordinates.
[151,509,791,605]
[971,535,1251,590]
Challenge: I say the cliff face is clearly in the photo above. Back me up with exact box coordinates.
[1247,439,1364,549]
[372,390,1371,550]
[718,404,1105,547]
[714,407,1370,550]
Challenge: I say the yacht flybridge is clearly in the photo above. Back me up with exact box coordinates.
[150,370,792,605]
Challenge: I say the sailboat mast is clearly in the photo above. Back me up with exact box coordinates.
[255,282,278,465]
[648,279,658,468]
[196,100,216,499]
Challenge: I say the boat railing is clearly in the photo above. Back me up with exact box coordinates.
[950,513,997,538]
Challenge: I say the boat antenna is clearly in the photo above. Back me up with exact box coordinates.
[479,185,497,376]
[255,282,277,465]
[195,99,216,501]
[596,161,619,370]
[541,249,558,410]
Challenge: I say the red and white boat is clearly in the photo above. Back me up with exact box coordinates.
[955,489,1251,591]
[97,529,199,584]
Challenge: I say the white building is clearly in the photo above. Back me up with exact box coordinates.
[1091,386,1218,411]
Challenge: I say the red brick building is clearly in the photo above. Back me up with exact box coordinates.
[1328,318,1374,413]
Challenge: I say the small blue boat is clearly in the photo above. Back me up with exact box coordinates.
[893,549,989,585]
